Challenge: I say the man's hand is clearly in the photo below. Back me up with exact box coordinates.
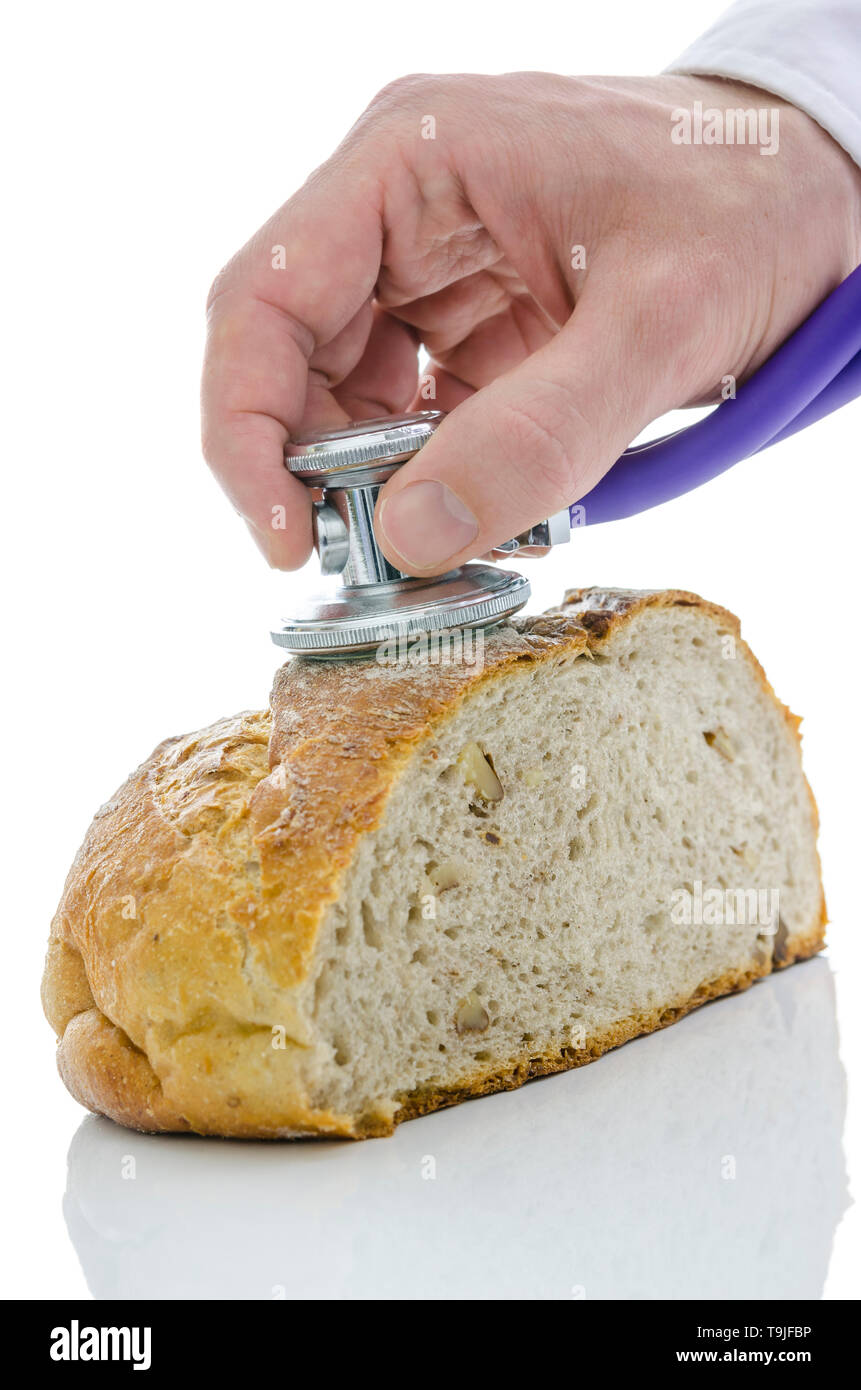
[201,73,861,574]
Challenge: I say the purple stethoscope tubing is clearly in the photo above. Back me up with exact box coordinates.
[575,261,861,526]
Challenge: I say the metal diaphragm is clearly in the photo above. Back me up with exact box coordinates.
[271,563,530,658]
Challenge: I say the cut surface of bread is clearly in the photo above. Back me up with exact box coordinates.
[42,588,825,1138]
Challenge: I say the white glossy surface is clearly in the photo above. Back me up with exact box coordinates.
[54,962,847,1300]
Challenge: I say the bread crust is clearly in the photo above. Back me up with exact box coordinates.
[42,589,826,1138]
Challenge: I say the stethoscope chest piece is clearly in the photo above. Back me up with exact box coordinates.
[271,412,532,658]
[268,264,861,658]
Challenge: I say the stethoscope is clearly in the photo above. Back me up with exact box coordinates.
[272,262,861,657]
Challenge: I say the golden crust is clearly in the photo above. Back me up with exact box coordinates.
[42,588,826,1139]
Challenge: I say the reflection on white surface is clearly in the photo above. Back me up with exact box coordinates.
[64,959,847,1300]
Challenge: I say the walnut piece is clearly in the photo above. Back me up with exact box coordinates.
[455,990,490,1034]
[427,857,468,892]
[704,727,734,762]
[457,742,504,802]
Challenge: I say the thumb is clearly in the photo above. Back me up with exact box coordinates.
[375,287,664,575]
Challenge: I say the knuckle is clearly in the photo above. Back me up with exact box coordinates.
[368,73,439,112]
[205,261,236,315]
[201,409,251,462]
[200,415,227,465]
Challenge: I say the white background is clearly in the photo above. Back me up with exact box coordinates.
[2,0,858,1299]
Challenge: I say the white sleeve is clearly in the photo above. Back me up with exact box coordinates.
[664,0,861,166]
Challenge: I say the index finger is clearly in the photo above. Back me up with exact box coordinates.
[201,158,385,567]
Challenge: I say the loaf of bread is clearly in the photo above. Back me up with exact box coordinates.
[42,588,825,1138]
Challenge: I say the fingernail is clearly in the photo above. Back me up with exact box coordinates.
[379,481,478,570]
